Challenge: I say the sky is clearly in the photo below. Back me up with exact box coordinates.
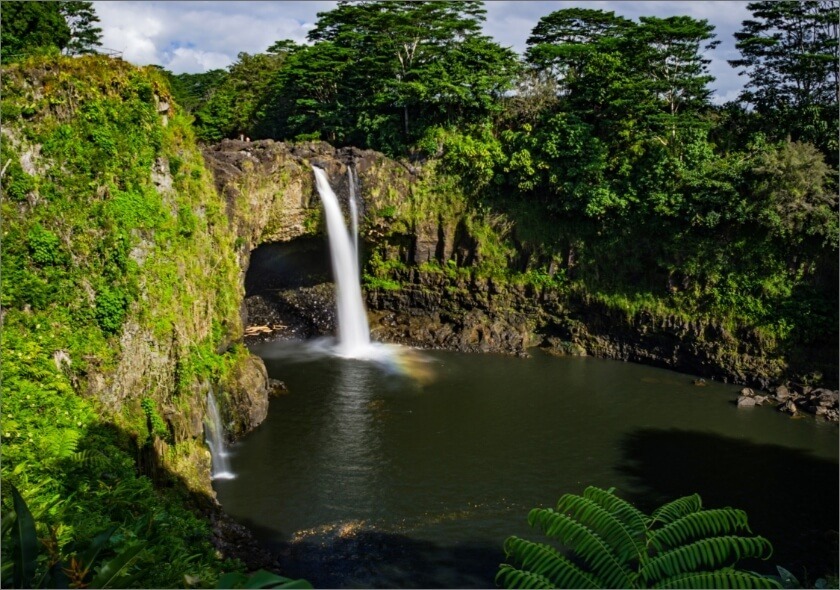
[92,1,754,104]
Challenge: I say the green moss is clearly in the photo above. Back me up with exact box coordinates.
[1,55,246,587]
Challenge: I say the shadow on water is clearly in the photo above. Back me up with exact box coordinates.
[235,516,502,589]
[617,428,839,582]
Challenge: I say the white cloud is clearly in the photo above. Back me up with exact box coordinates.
[165,47,232,74]
[94,1,752,101]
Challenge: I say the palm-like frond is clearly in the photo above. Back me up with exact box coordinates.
[651,569,782,589]
[495,564,558,589]
[639,536,774,584]
[498,488,780,590]
[528,508,634,588]
[557,490,646,563]
[650,494,702,525]
[503,536,602,589]
[583,487,650,535]
[649,509,752,553]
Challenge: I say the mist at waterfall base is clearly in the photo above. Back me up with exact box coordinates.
[294,167,431,382]
[206,390,235,480]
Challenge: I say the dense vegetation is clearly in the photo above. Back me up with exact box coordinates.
[1,55,249,587]
[1,1,837,588]
[166,0,838,374]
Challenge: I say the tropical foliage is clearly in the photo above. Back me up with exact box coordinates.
[497,487,783,589]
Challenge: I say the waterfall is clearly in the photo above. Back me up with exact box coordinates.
[205,390,234,480]
[348,167,359,259]
[313,166,371,357]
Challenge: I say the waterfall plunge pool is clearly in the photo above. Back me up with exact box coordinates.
[215,342,838,588]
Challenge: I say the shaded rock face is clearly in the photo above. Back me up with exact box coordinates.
[205,139,836,416]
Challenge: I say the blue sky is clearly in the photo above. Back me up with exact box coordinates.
[93,1,753,103]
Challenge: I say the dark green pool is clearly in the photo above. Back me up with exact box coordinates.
[215,342,838,588]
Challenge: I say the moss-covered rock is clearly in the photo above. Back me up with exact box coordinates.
[0,55,269,585]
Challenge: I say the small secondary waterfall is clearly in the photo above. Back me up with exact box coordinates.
[348,167,360,259]
[205,390,234,480]
[313,167,371,357]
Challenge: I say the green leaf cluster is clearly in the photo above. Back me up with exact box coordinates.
[498,487,783,589]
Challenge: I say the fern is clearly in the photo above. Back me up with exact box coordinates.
[528,508,634,588]
[496,564,557,589]
[556,492,645,564]
[651,569,784,589]
[649,509,752,552]
[650,494,702,525]
[498,487,782,590]
[639,536,774,583]
[502,537,601,588]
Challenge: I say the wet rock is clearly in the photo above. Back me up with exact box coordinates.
[740,387,755,396]
[737,396,757,407]
[223,354,270,438]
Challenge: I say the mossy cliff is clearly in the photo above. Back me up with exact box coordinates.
[1,56,270,585]
[205,139,837,396]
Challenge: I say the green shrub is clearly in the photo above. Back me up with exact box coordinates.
[27,224,61,265]
[94,286,127,334]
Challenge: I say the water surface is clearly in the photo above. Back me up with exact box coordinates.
[216,343,838,587]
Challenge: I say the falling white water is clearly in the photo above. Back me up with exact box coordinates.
[205,390,235,480]
[313,166,372,357]
[348,167,359,259]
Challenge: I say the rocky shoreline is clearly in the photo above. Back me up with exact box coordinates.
[242,277,839,424]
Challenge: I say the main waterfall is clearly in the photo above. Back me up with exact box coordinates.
[312,167,372,358]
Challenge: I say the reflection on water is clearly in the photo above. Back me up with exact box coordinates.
[217,343,839,587]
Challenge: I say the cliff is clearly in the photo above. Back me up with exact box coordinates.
[203,139,837,399]
[1,56,270,585]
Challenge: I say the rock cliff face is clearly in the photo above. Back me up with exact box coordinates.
[203,139,836,415]
[1,57,272,499]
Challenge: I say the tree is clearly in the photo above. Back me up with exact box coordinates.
[730,1,838,111]
[525,8,634,87]
[300,0,518,151]
[634,16,719,125]
[0,1,70,61]
[59,1,102,55]
[729,1,839,159]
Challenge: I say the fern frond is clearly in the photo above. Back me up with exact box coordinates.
[651,569,783,589]
[555,493,645,565]
[649,509,752,553]
[639,536,774,584]
[46,429,81,460]
[503,536,601,589]
[528,508,634,588]
[70,450,109,469]
[583,486,650,535]
[650,494,702,525]
[495,564,556,589]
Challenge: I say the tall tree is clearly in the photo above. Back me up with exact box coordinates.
[59,1,102,55]
[524,8,634,87]
[730,1,838,110]
[729,1,839,159]
[303,0,517,149]
[0,1,70,61]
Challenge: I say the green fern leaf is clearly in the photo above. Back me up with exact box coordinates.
[556,493,645,565]
[649,509,752,553]
[650,494,702,525]
[639,536,774,584]
[496,564,557,589]
[48,429,81,460]
[528,508,634,588]
[70,450,109,469]
[503,536,602,589]
[582,487,650,536]
[651,569,783,588]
